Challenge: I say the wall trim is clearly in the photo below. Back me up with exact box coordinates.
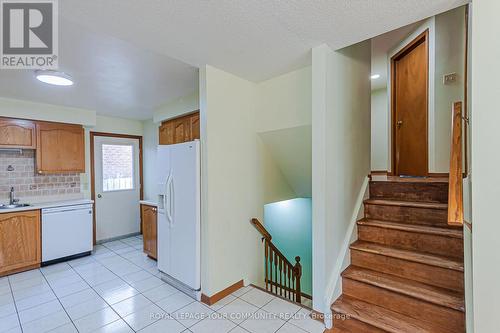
[95,232,141,245]
[322,176,370,328]
[370,170,388,175]
[428,173,449,178]
[200,279,244,305]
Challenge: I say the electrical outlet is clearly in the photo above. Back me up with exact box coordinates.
[443,72,458,85]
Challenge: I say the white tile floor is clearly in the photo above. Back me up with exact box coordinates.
[0,236,325,333]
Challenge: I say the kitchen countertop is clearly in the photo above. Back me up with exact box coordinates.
[140,200,158,207]
[0,199,94,214]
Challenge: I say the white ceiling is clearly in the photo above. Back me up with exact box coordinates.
[0,0,468,119]
[60,0,467,82]
[0,19,198,120]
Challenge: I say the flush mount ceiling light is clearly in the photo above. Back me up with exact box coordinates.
[35,70,74,86]
[370,74,381,80]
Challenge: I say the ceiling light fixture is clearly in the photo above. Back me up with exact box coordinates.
[35,70,74,86]
[370,74,381,80]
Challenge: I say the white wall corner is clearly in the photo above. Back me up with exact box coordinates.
[311,44,331,312]
[322,176,370,324]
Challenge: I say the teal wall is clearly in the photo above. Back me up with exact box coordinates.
[264,198,312,295]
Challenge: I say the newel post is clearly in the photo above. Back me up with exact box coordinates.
[293,256,302,303]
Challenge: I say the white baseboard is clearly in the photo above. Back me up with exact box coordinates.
[322,176,370,326]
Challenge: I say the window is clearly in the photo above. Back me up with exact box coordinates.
[102,144,134,192]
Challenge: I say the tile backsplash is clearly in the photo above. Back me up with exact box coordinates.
[0,150,80,199]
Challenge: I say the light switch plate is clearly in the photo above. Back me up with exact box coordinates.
[443,72,458,85]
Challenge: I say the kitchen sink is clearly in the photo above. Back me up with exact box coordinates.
[0,203,31,209]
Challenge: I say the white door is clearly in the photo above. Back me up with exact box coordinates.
[94,136,141,242]
[169,141,201,290]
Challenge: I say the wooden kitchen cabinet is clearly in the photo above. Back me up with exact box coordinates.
[141,204,157,260]
[159,111,200,145]
[0,210,41,277]
[0,118,36,149]
[36,122,85,174]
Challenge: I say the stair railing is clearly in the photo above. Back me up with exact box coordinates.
[448,101,465,226]
[251,218,302,303]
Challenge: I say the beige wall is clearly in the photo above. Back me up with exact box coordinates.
[256,66,312,197]
[371,88,388,171]
[153,91,199,123]
[434,6,466,172]
[256,66,312,133]
[92,115,143,136]
[471,1,500,332]
[200,65,295,296]
[0,97,96,126]
[142,120,159,201]
[312,42,372,313]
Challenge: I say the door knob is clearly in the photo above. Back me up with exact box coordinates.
[397,120,403,128]
[97,194,102,198]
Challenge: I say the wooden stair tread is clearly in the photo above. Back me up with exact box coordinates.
[350,241,464,272]
[364,199,448,210]
[332,295,455,333]
[370,175,448,183]
[342,266,465,311]
[327,317,386,333]
[357,219,463,238]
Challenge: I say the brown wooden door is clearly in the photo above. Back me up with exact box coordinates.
[0,118,36,149]
[36,122,85,174]
[392,31,429,177]
[0,210,41,276]
[141,205,157,260]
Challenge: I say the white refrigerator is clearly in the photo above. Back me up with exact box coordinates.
[157,140,201,292]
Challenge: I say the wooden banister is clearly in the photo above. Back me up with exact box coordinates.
[251,218,272,241]
[448,101,464,226]
[251,218,302,303]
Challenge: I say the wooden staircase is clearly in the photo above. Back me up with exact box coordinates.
[330,177,465,333]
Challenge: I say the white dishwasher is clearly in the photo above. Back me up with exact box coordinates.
[42,204,93,264]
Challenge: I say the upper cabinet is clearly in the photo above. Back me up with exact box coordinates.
[159,111,200,145]
[0,118,36,149]
[36,122,85,174]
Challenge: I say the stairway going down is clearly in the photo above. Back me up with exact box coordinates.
[330,177,465,333]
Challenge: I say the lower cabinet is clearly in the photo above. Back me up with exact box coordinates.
[0,210,41,276]
[141,204,157,260]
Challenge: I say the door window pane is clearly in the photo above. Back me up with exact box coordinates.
[102,144,134,192]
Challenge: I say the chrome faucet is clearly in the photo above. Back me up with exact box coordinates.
[9,187,19,205]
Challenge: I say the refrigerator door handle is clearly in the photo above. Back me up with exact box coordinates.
[170,175,175,227]
[166,171,173,226]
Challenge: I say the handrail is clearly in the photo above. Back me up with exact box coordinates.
[251,218,272,241]
[448,101,464,226]
[251,218,303,303]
